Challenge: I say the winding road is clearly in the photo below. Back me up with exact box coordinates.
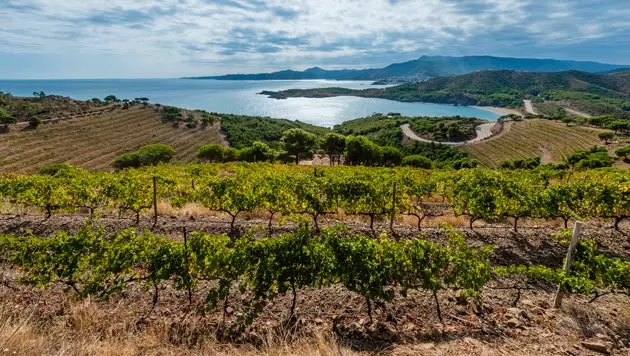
[401,123,496,146]
[523,100,537,115]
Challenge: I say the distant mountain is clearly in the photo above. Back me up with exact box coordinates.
[185,55,630,81]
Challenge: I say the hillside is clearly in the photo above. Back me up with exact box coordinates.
[0,106,226,173]
[187,55,630,81]
[0,92,109,123]
[461,120,602,167]
[262,70,630,117]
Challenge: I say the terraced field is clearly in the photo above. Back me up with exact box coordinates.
[461,120,603,168]
[0,107,226,173]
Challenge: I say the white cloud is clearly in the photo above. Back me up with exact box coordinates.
[1,0,630,78]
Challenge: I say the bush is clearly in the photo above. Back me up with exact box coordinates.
[29,116,42,128]
[222,148,239,162]
[499,157,541,170]
[112,144,175,170]
[197,144,225,162]
[598,132,615,144]
[281,128,318,164]
[380,146,403,167]
[37,163,76,176]
[238,141,275,162]
[111,153,141,170]
[401,155,432,169]
[567,147,612,168]
[345,136,382,166]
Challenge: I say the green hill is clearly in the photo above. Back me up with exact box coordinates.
[261,70,630,117]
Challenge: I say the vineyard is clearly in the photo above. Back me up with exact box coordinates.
[462,120,603,168]
[2,163,630,231]
[0,106,226,173]
[1,163,629,354]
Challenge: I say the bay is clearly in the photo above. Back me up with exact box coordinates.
[0,79,500,127]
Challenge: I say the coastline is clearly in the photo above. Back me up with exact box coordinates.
[473,105,523,117]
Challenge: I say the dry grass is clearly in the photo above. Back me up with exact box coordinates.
[461,120,604,168]
[0,300,357,356]
[0,107,227,174]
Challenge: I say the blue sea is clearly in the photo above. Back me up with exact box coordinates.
[0,79,500,127]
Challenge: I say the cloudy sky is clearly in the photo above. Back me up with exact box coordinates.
[2,0,630,79]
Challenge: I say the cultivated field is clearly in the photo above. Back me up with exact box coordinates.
[0,106,226,173]
[461,120,603,168]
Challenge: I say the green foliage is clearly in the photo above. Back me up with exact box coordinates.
[381,146,404,167]
[221,114,331,149]
[615,145,630,160]
[197,144,226,162]
[104,95,119,103]
[281,128,318,164]
[402,155,432,169]
[28,116,42,128]
[320,133,346,165]
[0,107,17,127]
[499,157,541,170]
[567,147,613,169]
[344,136,383,166]
[112,144,176,170]
[598,132,615,144]
[37,163,77,176]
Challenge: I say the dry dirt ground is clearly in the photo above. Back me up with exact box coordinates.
[1,214,629,355]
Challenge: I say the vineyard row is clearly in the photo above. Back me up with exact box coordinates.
[0,223,628,330]
[1,163,630,231]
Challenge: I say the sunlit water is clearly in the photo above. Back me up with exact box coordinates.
[0,79,499,127]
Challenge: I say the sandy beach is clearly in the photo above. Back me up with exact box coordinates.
[473,105,524,117]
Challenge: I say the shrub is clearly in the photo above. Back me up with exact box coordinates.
[37,163,76,176]
[401,155,432,169]
[29,116,42,128]
[112,144,175,170]
[598,132,615,144]
[281,128,318,164]
[111,153,141,170]
[197,144,225,162]
[238,141,276,162]
[380,146,403,167]
[0,108,16,128]
[345,136,382,166]
[222,148,239,162]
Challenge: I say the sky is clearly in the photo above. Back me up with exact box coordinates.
[1,0,630,79]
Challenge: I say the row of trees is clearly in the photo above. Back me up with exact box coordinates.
[1,223,626,328]
[197,128,471,168]
[2,164,630,232]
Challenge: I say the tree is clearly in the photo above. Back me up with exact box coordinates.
[281,129,318,165]
[380,146,403,167]
[344,136,382,166]
[320,133,346,166]
[29,116,42,128]
[136,144,176,166]
[104,95,119,103]
[238,142,275,162]
[197,144,225,162]
[0,108,17,128]
[222,148,239,162]
[402,155,432,169]
[599,132,615,144]
[111,144,175,170]
[615,146,630,161]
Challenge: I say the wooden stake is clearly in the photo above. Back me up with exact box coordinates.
[553,221,583,308]
[152,176,158,226]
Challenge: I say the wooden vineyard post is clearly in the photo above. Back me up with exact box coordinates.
[553,221,583,308]
[153,176,158,226]
[390,182,397,235]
